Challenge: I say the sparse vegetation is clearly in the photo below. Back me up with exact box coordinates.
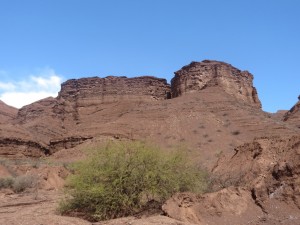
[209,172,247,192]
[59,141,207,221]
[0,175,37,193]
[0,177,14,189]
[12,175,37,193]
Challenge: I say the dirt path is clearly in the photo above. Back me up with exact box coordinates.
[0,190,193,225]
[0,190,90,225]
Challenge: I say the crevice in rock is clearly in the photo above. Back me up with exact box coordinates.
[251,188,268,214]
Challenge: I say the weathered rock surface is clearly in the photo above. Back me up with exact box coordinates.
[14,76,171,146]
[58,76,171,102]
[162,135,300,225]
[171,60,261,108]
[0,60,300,225]
[209,135,300,224]
[0,137,49,158]
[1,60,298,167]
[49,136,93,154]
[0,100,17,123]
[15,97,66,144]
[163,187,263,225]
[283,95,300,128]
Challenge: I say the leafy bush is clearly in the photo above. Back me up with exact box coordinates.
[60,141,207,221]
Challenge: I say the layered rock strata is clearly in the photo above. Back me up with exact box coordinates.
[58,76,171,103]
[171,60,261,108]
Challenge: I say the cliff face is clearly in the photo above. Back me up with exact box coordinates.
[58,76,171,103]
[4,60,296,161]
[13,76,172,153]
[171,60,261,108]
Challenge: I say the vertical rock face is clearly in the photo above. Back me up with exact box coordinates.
[171,60,262,108]
[56,76,171,129]
[58,76,171,103]
[14,76,172,146]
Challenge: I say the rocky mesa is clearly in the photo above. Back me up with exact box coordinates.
[171,60,261,108]
[0,60,300,225]
[2,60,298,161]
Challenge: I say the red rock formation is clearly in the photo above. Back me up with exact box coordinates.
[171,60,261,108]
[12,76,171,156]
[58,76,171,103]
[3,61,298,161]
[283,95,300,128]
[0,100,18,123]
[164,135,300,225]
[0,137,49,158]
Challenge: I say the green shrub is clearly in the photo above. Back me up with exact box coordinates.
[60,141,207,221]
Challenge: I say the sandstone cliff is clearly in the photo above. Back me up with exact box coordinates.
[171,60,261,108]
[58,76,171,102]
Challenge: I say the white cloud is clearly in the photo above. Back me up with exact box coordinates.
[1,91,59,109]
[0,68,64,108]
[0,82,16,91]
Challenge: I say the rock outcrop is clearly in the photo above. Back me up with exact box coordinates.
[163,188,263,225]
[171,60,261,108]
[210,135,300,224]
[2,60,298,162]
[283,95,300,128]
[58,76,171,103]
[1,60,300,225]
[163,135,300,225]
[0,137,49,158]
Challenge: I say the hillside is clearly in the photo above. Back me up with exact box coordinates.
[2,60,297,165]
[283,96,300,128]
[0,60,299,224]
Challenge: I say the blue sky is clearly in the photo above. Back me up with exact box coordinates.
[0,0,299,112]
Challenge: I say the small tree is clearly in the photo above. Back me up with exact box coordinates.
[60,141,207,221]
